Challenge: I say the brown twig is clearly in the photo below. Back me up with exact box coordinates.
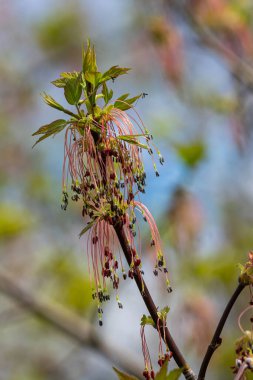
[198,282,246,380]
[114,224,196,380]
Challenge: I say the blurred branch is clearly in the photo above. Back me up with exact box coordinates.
[0,267,142,377]
[168,1,253,86]
[198,281,246,380]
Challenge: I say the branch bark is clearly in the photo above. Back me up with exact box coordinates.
[198,282,246,380]
[0,267,142,377]
[114,225,196,380]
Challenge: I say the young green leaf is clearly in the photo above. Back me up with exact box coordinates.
[64,77,82,105]
[82,40,97,73]
[140,314,155,327]
[102,82,113,104]
[155,360,169,380]
[117,135,148,150]
[114,94,142,111]
[113,367,139,380]
[42,92,66,112]
[52,72,79,88]
[32,119,67,136]
[51,77,68,88]
[102,66,130,82]
[166,369,182,380]
[155,360,182,380]
[32,119,67,148]
[79,219,97,238]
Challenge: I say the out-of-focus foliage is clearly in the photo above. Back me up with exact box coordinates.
[2,0,253,379]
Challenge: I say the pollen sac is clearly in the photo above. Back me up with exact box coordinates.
[167,286,173,293]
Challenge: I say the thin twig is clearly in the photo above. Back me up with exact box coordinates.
[114,224,196,380]
[0,267,142,377]
[198,282,246,380]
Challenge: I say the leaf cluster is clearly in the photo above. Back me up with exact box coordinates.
[113,361,182,380]
[33,40,143,147]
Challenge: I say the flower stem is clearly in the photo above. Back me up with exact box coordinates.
[114,224,196,380]
[198,281,246,380]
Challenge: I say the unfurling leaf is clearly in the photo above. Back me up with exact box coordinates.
[32,119,67,147]
[114,94,142,111]
[42,92,66,112]
[102,82,113,104]
[52,71,79,88]
[32,119,67,136]
[82,39,97,73]
[155,360,182,380]
[117,135,148,150]
[102,65,130,82]
[113,367,139,380]
[166,368,182,380]
[79,219,97,238]
[140,314,155,327]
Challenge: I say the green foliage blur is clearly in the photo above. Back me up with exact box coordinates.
[1,0,253,379]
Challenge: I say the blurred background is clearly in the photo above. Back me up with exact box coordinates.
[1,0,253,379]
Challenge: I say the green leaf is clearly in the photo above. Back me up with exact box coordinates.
[51,78,67,88]
[113,367,139,380]
[155,360,169,380]
[52,72,79,88]
[60,71,79,79]
[102,66,130,82]
[42,92,66,112]
[79,219,97,238]
[140,314,155,327]
[64,77,82,105]
[155,361,182,380]
[114,94,142,111]
[102,83,113,104]
[32,119,67,147]
[84,71,102,88]
[173,141,205,168]
[117,135,148,150]
[166,369,182,380]
[32,119,67,136]
[82,40,97,73]
[157,306,170,321]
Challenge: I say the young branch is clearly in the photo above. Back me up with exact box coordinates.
[114,224,196,380]
[198,281,246,380]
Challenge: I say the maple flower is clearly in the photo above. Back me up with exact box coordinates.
[32,40,169,324]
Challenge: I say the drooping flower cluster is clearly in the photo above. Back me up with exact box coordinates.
[33,41,170,325]
[140,307,172,379]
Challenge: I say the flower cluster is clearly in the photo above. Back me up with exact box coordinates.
[140,307,172,378]
[33,41,170,326]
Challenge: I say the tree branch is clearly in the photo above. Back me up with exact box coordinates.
[198,281,246,380]
[114,224,196,380]
[0,267,142,377]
